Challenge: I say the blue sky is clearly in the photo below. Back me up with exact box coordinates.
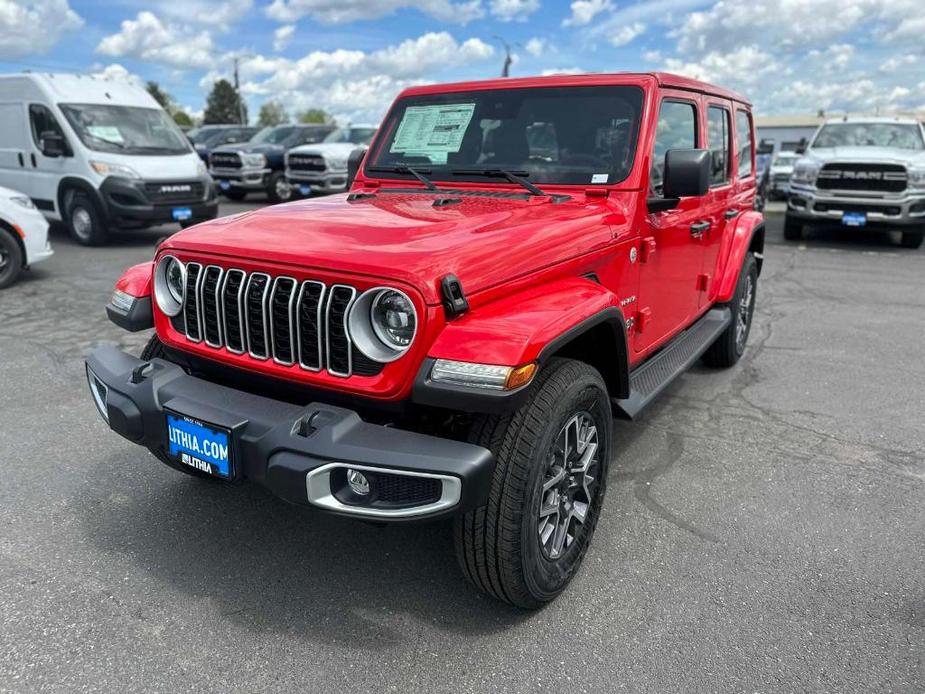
[1,0,923,124]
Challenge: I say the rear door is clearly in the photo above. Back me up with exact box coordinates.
[699,100,735,308]
[0,102,30,195]
[635,91,707,353]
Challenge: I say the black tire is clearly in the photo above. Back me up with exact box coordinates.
[783,213,803,241]
[221,189,248,201]
[703,253,758,368]
[266,171,293,204]
[0,229,24,289]
[454,358,612,609]
[66,190,108,246]
[900,229,924,249]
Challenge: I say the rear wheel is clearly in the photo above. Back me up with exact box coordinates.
[703,253,758,368]
[67,191,108,246]
[266,171,293,204]
[783,213,803,241]
[454,358,612,609]
[0,229,23,289]
[900,228,924,249]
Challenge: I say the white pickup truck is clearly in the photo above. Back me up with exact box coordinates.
[285,125,377,196]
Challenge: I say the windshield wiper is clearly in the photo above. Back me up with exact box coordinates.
[367,165,438,191]
[450,168,546,196]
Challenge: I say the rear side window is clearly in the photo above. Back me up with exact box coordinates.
[707,105,731,186]
[28,104,66,149]
[735,110,754,178]
[651,100,697,195]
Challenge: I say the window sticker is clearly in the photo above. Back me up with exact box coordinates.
[591,173,609,183]
[87,126,124,144]
[390,103,476,157]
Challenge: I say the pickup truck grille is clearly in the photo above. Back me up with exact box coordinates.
[210,152,242,169]
[143,181,205,203]
[816,163,907,193]
[289,154,326,172]
[179,264,382,378]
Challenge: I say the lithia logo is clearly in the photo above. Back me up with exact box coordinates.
[160,184,192,193]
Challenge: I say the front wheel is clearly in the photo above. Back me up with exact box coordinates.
[266,171,293,204]
[67,191,108,246]
[0,229,24,289]
[454,358,612,609]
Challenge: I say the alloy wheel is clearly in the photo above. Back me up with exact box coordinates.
[736,273,755,351]
[72,206,93,241]
[275,178,292,201]
[537,411,600,560]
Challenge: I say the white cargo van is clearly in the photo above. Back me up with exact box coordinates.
[0,73,217,245]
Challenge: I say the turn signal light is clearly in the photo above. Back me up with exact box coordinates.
[505,363,537,390]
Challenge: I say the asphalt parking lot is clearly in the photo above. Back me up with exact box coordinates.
[0,201,922,693]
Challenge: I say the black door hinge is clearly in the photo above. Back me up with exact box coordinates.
[441,274,469,319]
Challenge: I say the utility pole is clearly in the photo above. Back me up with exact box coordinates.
[233,56,246,125]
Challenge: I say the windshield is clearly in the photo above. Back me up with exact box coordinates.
[325,127,377,145]
[812,123,924,150]
[60,103,191,155]
[367,85,644,186]
[187,127,224,145]
[773,154,799,166]
[252,126,300,145]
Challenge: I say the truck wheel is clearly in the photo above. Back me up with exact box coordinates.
[0,228,24,289]
[222,189,248,201]
[67,191,108,246]
[266,172,293,204]
[454,358,612,609]
[900,228,924,249]
[703,253,758,368]
[783,214,803,241]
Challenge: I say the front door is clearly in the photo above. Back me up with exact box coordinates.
[635,93,707,353]
[26,103,73,217]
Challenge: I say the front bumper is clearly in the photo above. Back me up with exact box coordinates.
[100,177,218,227]
[85,345,494,522]
[286,168,349,194]
[210,167,270,191]
[788,185,925,227]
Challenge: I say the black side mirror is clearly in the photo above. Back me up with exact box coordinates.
[346,147,367,190]
[795,138,808,155]
[648,149,710,212]
[40,131,66,158]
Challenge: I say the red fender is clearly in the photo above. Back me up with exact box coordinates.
[114,262,153,298]
[428,276,624,367]
[713,210,764,304]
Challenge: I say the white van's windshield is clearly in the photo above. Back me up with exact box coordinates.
[59,104,191,155]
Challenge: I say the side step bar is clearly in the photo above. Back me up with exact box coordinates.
[612,307,731,420]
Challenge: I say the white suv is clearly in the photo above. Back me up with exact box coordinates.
[285,125,377,196]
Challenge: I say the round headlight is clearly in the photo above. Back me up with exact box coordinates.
[154,255,186,317]
[347,287,417,363]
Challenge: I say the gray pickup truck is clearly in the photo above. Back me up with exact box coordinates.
[785,117,925,248]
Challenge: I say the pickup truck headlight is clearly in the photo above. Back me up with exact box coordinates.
[790,161,821,186]
[328,155,348,170]
[153,255,186,317]
[908,167,925,191]
[348,287,417,362]
[241,153,267,168]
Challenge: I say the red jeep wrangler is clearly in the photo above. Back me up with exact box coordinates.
[87,73,764,608]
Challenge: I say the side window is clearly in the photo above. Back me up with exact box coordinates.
[28,104,66,149]
[735,110,754,178]
[651,100,697,195]
[707,105,731,186]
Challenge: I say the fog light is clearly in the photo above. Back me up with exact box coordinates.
[346,468,370,496]
[86,365,109,422]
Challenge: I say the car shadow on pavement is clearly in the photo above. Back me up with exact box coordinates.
[79,451,533,644]
[793,224,919,251]
[48,222,172,248]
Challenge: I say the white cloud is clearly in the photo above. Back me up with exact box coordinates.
[153,0,253,30]
[96,11,216,70]
[610,22,644,47]
[524,37,546,56]
[541,67,585,76]
[879,53,917,72]
[89,63,144,87]
[273,24,295,51]
[663,45,781,90]
[264,0,484,24]
[489,0,540,22]
[642,49,662,62]
[562,0,612,27]
[368,33,493,76]
[0,0,83,58]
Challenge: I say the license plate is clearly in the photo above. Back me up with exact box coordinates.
[172,207,193,221]
[166,412,232,479]
[299,184,311,196]
[842,211,867,227]
[218,180,231,191]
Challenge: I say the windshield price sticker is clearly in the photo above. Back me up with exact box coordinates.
[86,126,124,144]
[390,103,476,157]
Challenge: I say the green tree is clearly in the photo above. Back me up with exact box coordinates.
[297,108,333,125]
[258,100,289,127]
[203,79,248,124]
[172,110,194,128]
[146,81,173,110]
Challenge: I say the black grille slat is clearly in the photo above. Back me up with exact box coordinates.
[221,270,246,353]
[816,163,907,193]
[289,155,326,172]
[297,281,325,371]
[375,473,442,506]
[245,273,271,360]
[210,152,242,169]
[184,263,202,342]
[143,181,205,204]
[201,266,223,347]
[270,278,297,365]
[326,286,355,377]
[352,347,384,377]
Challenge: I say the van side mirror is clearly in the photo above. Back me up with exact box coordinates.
[648,149,710,212]
[346,147,367,189]
[40,131,66,158]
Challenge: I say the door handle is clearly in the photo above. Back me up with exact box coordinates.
[17,152,23,167]
[724,209,740,220]
[30,153,36,167]
[690,221,711,237]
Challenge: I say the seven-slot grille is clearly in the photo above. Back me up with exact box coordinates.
[179,264,377,378]
[288,154,327,172]
[816,163,908,193]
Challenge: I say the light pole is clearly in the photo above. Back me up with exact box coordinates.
[493,36,520,78]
